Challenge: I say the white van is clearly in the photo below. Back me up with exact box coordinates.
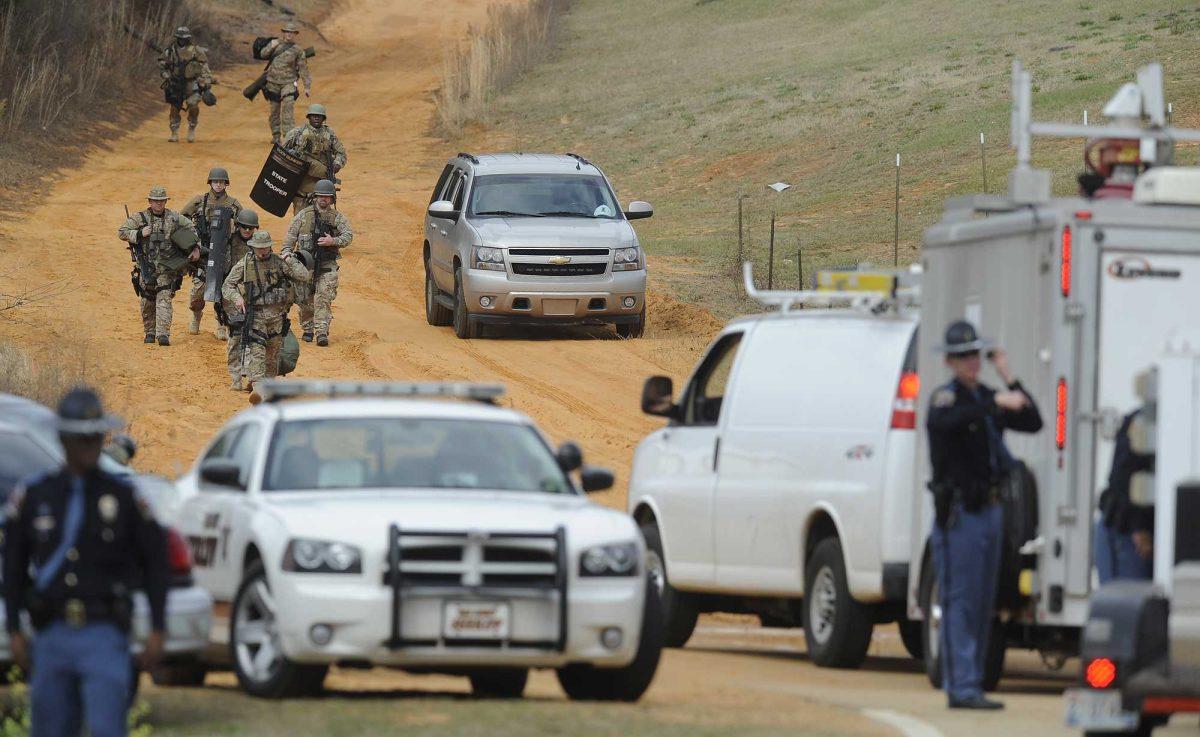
[628,292,922,667]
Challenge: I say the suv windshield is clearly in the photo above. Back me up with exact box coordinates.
[263,418,574,494]
[468,174,620,220]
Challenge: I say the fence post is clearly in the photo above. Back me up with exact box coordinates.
[768,212,776,290]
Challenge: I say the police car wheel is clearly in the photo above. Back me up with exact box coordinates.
[556,576,664,702]
[231,561,328,698]
[425,257,452,326]
[151,658,209,687]
[802,538,873,668]
[467,668,529,699]
[639,520,699,648]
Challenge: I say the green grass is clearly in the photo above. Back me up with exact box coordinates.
[465,0,1200,317]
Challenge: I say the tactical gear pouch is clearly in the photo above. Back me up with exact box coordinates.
[171,226,199,254]
[202,89,217,106]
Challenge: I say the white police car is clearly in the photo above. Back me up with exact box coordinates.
[171,381,661,700]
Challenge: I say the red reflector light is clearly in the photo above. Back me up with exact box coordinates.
[1061,225,1072,297]
[166,527,193,576]
[1143,696,1200,714]
[1074,210,1093,220]
[891,371,919,430]
[1055,378,1068,451]
[1085,658,1117,689]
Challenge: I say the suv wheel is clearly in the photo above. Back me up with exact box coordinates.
[452,267,482,339]
[802,538,873,668]
[616,308,646,339]
[639,520,698,647]
[468,668,528,698]
[231,561,328,698]
[425,258,452,326]
[556,577,663,701]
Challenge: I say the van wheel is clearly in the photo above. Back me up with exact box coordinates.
[425,258,452,326]
[616,309,646,339]
[556,578,663,701]
[639,520,698,647]
[802,538,873,668]
[919,556,1005,691]
[468,668,528,698]
[452,267,481,339]
[231,561,328,698]
[898,620,923,661]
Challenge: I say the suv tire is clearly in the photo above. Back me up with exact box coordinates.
[616,308,646,339]
[639,520,699,647]
[468,668,528,699]
[556,578,663,701]
[919,555,1005,691]
[425,258,452,326]
[452,267,481,339]
[802,538,873,668]
[231,561,328,699]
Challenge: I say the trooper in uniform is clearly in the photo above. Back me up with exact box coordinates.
[181,167,242,338]
[927,320,1043,710]
[117,186,199,346]
[157,26,213,143]
[4,387,167,737]
[222,231,311,398]
[281,104,346,213]
[260,22,313,145]
[281,178,353,346]
[1095,372,1157,583]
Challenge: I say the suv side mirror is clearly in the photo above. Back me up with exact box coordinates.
[624,201,653,220]
[641,375,677,418]
[200,458,245,490]
[428,200,459,221]
[580,465,615,493]
[556,441,583,472]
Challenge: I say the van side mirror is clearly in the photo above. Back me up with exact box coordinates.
[641,375,677,418]
[624,201,653,220]
[556,441,583,472]
[580,466,615,493]
[428,200,459,221]
[200,459,245,490]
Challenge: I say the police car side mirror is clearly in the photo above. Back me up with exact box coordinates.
[580,465,615,493]
[624,201,654,220]
[200,459,245,490]
[556,441,583,472]
[641,375,678,418]
[428,200,459,222]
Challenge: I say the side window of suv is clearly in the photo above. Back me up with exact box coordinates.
[430,164,452,204]
[452,171,469,211]
[683,333,744,426]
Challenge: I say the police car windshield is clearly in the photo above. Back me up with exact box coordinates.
[469,174,620,220]
[262,418,575,494]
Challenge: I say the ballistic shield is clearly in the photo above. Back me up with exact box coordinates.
[250,144,307,217]
[203,205,235,302]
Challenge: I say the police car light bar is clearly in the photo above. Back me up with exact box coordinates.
[255,380,507,404]
[742,263,919,313]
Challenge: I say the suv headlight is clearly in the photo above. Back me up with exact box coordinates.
[579,542,639,577]
[282,539,363,574]
[473,245,505,271]
[613,247,642,272]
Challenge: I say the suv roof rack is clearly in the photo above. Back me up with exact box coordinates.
[742,262,920,314]
[456,152,480,164]
[255,380,506,405]
[564,152,592,169]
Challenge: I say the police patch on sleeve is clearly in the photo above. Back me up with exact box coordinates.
[932,388,956,408]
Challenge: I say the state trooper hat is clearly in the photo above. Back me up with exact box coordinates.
[147,185,169,200]
[936,319,993,356]
[57,387,123,438]
[306,103,327,118]
[314,179,336,196]
[235,209,260,228]
[207,167,230,183]
[174,26,192,39]
[281,22,300,33]
[250,231,274,250]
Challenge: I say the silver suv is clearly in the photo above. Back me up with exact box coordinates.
[423,153,652,339]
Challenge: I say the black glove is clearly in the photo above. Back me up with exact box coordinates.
[930,481,952,530]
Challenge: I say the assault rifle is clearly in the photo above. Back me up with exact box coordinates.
[124,205,156,298]
[238,281,258,372]
[312,210,341,274]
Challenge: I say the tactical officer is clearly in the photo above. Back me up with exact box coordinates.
[117,186,199,346]
[222,231,311,398]
[222,210,262,379]
[181,168,242,338]
[927,320,1043,710]
[157,26,213,143]
[281,104,346,213]
[1095,372,1156,583]
[260,22,313,144]
[4,387,167,737]
[281,178,353,346]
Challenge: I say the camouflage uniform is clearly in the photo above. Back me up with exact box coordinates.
[117,192,197,341]
[180,191,242,331]
[221,237,311,388]
[158,37,212,142]
[221,228,258,375]
[262,38,312,144]
[282,203,353,341]
[281,121,346,212]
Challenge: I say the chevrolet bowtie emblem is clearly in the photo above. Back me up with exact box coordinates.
[548,256,572,265]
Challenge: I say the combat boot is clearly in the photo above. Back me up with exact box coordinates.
[216,325,228,341]
[144,333,155,344]
[157,335,170,346]
[316,334,329,347]
[188,314,201,334]
[168,127,179,142]
[302,331,313,343]
[187,125,196,143]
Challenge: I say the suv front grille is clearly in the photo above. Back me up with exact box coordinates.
[508,248,610,256]
[512,262,607,277]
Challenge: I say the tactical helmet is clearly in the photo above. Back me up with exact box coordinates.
[235,209,260,228]
[292,249,314,271]
[306,103,327,119]
[314,179,336,196]
[281,22,300,33]
[174,26,192,39]
[57,386,122,438]
[147,185,169,201]
[207,167,230,183]
[250,231,274,250]
[936,320,993,356]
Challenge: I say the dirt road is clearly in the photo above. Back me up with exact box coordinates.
[0,0,718,505]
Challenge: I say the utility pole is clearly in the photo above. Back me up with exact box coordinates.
[737,195,744,266]
[893,153,901,267]
[796,246,803,290]
[979,133,988,193]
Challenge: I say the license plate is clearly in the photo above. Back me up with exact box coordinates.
[443,601,510,640]
[542,299,578,316]
[1064,688,1138,730]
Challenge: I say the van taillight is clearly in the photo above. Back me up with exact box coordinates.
[1061,225,1072,297]
[166,527,193,576]
[891,371,920,430]
[1085,657,1117,689]
[1056,378,1068,450]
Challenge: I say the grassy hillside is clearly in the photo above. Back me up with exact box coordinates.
[466,0,1200,317]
